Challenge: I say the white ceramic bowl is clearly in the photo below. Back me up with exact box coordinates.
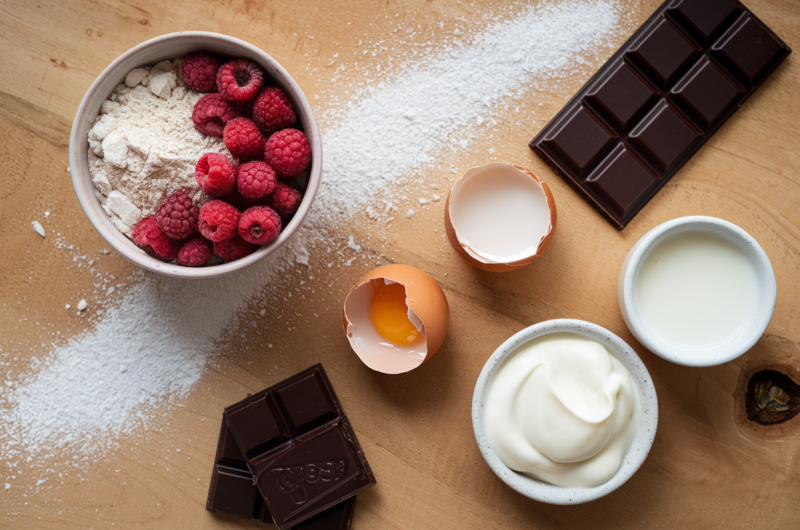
[68,32,321,278]
[618,216,777,367]
[472,319,658,505]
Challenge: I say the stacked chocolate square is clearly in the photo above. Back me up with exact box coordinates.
[206,364,376,529]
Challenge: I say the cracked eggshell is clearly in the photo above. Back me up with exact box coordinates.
[342,264,449,374]
[445,163,557,272]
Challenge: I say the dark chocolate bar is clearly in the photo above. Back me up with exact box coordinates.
[224,364,375,529]
[530,0,790,229]
[207,417,358,529]
[206,419,275,524]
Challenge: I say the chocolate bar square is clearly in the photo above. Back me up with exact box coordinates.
[586,62,657,129]
[628,17,697,86]
[224,365,375,529]
[714,14,786,82]
[629,101,700,169]
[541,106,614,176]
[671,0,739,42]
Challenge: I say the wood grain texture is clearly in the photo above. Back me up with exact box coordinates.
[1,0,798,528]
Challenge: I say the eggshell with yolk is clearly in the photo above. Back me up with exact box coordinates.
[445,163,557,272]
[342,264,449,374]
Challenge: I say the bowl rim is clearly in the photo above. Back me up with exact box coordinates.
[68,31,321,279]
[617,216,777,367]
[471,318,658,505]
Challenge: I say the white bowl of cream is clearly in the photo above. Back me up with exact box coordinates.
[472,319,658,504]
[618,216,777,367]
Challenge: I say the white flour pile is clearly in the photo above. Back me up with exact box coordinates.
[1,0,620,471]
[87,59,230,236]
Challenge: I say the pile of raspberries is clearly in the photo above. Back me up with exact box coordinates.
[131,52,310,267]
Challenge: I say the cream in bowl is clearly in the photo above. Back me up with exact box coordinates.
[619,216,777,367]
[472,319,657,504]
[444,163,556,272]
[485,333,640,488]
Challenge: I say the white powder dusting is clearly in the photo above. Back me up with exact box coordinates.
[318,0,619,220]
[88,59,231,236]
[1,0,620,474]
[1,238,304,462]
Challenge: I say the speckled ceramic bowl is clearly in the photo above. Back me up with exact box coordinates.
[618,216,777,367]
[471,319,658,505]
[68,32,321,278]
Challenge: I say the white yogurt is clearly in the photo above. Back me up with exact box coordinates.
[484,333,640,488]
[634,230,760,349]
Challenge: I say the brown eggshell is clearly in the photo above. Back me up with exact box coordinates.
[342,264,449,374]
[444,163,557,272]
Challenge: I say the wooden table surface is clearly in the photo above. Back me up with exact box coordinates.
[1,0,799,528]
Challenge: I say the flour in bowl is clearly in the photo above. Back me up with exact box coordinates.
[87,59,232,236]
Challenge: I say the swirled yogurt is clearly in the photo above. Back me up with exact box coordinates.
[485,333,640,487]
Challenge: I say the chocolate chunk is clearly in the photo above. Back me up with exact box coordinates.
[207,418,359,529]
[206,419,273,524]
[530,0,790,229]
[224,364,375,529]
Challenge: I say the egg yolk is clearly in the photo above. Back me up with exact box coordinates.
[370,281,422,345]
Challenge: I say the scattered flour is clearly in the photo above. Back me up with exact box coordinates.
[1,0,621,474]
[87,59,232,236]
[318,1,619,220]
[31,221,46,238]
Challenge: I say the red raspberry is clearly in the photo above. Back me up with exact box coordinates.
[266,182,303,220]
[198,200,241,242]
[180,53,221,93]
[238,206,282,245]
[176,236,214,267]
[131,217,179,261]
[237,161,277,199]
[252,87,296,132]
[216,59,264,102]
[195,153,236,196]
[214,235,256,262]
[264,128,311,178]
[155,189,198,240]
[192,94,237,137]
[223,118,265,160]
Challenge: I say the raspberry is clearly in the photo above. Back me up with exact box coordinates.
[252,87,296,132]
[198,200,241,242]
[214,235,256,262]
[195,153,236,196]
[223,118,265,160]
[238,206,282,245]
[131,217,179,261]
[237,161,277,199]
[192,94,237,137]
[176,236,214,267]
[155,189,198,240]
[180,53,221,93]
[216,59,264,102]
[264,128,311,178]
[267,182,303,220]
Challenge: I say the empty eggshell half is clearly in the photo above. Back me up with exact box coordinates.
[445,163,557,272]
[342,264,449,374]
